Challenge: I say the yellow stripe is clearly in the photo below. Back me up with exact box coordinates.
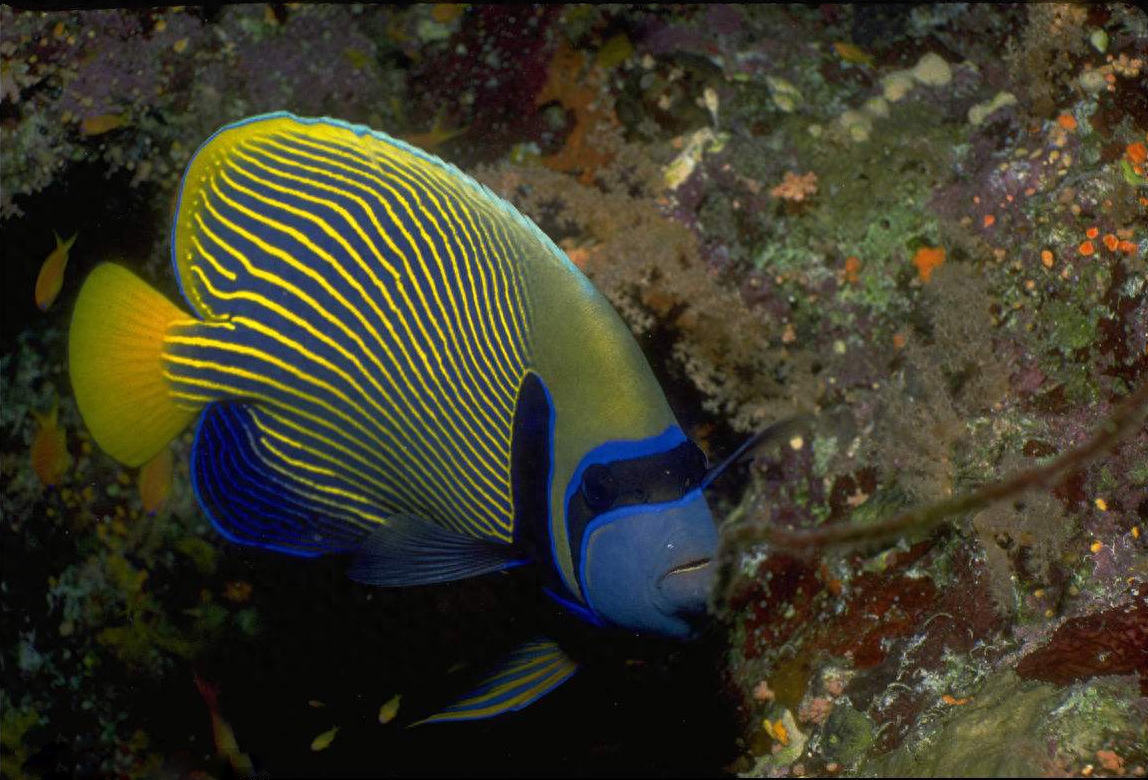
[219,150,513,471]
[247,135,513,426]
[306,129,534,378]
[234,135,518,536]
[243,133,521,449]
[162,357,488,535]
[253,408,473,539]
[220,414,377,538]
[188,262,477,519]
[256,436,390,524]
[170,389,217,408]
[376,163,534,476]
[368,144,532,378]
[166,346,397,465]
[435,658,570,720]
[189,257,423,443]
[252,405,482,533]
[193,185,509,528]
[355,146,521,405]
[372,144,533,370]
[173,368,506,540]
[246,407,423,518]
[188,236,503,526]
[466,201,534,369]
[265,131,529,522]
[273,135,521,415]
[412,173,528,388]
[174,283,497,520]
[271,131,504,422]
[166,330,479,519]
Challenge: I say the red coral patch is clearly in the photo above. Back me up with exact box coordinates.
[1016,597,1148,693]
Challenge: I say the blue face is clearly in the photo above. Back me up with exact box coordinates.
[581,491,717,637]
[566,432,718,638]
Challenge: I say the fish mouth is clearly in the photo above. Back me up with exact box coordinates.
[661,557,713,580]
[656,556,715,629]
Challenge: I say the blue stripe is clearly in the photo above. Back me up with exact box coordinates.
[169,112,551,547]
[236,134,501,422]
[191,403,369,556]
[420,640,576,723]
[255,130,521,422]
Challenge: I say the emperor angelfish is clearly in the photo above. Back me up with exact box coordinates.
[69,112,718,721]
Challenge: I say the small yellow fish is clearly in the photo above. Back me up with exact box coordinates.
[401,112,467,151]
[35,232,77,311]
[223,580,254,604]
[193,673,255,778]
[80,112,129,137]
[310,725,339,752]
[377,694,402,724]
[595,33,633,69]
[833,41,875,66]
[31,402,71,487]
[342,47,371,70]
[430,3,466,24]
[137,446,173,514]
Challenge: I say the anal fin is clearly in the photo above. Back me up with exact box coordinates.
[415,639,577,725]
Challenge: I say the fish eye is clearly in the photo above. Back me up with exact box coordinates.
[581,464,617,512]
[680,444,707,495]
[689,444,708,473]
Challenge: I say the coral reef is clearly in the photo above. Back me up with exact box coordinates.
[2,4,1146,777]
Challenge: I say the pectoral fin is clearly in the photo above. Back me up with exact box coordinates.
[347,514,528,587]
[415,638,578,725]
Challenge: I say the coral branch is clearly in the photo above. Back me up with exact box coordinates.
[714,380,1148,611]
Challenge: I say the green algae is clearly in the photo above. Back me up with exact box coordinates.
[752,100,966,342]
[1046,676,1148,760]
[0,701,43,780]
[864,673,1058,776]
[821,705,875,767]
[863,671,1148,777]
[1047,301,1102,352]
[176,534,219,574]
[812,434,840,478]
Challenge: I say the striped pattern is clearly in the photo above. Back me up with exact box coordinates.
[167,115,542,548]
[193,402,373,554]
[418,639,577,724]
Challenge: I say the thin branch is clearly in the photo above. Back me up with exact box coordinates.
[713,381,1148,611]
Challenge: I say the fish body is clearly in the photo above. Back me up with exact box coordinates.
[35,231,77,311]
[400,111,468,151]
[31,402,71,487]
[70,113,717,718]
[377,694,401,724]
[193,674,256,777]
[80,112,130,137]
[309,726,338,752]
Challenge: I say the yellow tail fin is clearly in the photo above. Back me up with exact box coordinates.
[69,263,198,467]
